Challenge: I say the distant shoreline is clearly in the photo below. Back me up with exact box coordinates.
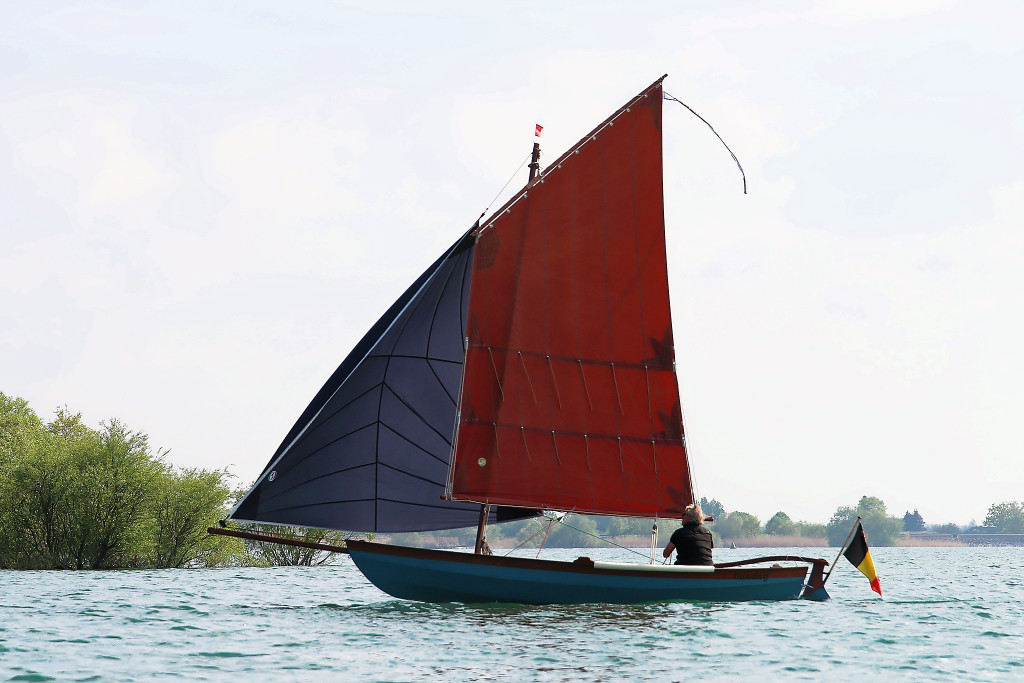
[378,533,978,550]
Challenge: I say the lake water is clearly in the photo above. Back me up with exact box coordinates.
[2,546,1021,681]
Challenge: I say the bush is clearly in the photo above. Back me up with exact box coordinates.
[826,496,903,546]
[713,511,761,539]
[983,501,1024,534]
[0,393,241,569]
[795,522,826,538]
[764,511,796,536]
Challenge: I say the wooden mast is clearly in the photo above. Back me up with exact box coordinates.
[473,137,542,556]
[473,504,491,554]
[528,141,541,182]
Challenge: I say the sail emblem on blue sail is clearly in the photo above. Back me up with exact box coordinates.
[218,76,832,604]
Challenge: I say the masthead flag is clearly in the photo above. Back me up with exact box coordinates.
[535,124,543,137]
[843,522,882,596]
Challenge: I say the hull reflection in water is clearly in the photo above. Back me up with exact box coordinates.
[345,541,811,604]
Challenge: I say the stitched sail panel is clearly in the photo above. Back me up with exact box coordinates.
[230,228,535,532]
[451,80,693,517]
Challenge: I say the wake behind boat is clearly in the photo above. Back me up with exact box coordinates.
[213,75,831,603]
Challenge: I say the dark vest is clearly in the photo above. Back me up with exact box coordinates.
[670,522,714,566]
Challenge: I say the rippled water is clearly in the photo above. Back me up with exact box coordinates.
[2,546,1022,681]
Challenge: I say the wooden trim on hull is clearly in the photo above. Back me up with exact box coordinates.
[344,540,810,604]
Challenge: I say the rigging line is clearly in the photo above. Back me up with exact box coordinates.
[555,517,653,561]
[663,92,747,195]
[479,152,532,221]
[503,514,561,556]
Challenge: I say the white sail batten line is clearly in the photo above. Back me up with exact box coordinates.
[475,75,668,237]
[227,230,475,519]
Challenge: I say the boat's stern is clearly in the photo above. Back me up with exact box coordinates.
[799,558,831,601]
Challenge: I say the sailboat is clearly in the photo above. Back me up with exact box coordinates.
[213,75,830,603]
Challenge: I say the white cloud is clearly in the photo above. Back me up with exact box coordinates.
[1,0,1022,528]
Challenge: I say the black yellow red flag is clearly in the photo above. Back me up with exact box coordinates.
[843,522,881,596]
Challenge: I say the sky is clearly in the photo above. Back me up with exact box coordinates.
[2,1,1021,528]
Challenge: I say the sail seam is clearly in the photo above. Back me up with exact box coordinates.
[467,346,667,371]
[283,382,384,455]
[380,382,457,447]
[253,460,377,505]
[376,460,449,488]
[464,420,684,445]
[228,229,476,518]
[377,421,451,467]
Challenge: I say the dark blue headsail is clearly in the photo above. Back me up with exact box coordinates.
[230,226,534,532]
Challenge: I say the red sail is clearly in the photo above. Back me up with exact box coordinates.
[450,79,693,517]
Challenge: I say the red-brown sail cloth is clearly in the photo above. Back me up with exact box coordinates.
[450,79,693,517]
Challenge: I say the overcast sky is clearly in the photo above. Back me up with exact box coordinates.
[2,1,1021,527]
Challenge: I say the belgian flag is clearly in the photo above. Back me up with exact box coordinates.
[843,522,882,596]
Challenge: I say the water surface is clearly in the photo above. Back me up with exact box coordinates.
[2,546,1021,681]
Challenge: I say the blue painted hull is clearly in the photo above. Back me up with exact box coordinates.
[345,541,809,604]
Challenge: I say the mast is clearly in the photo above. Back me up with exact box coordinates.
[471,135,541,553]
[473,504,491,554]
[472,134,540,553]
[528,141,541,181]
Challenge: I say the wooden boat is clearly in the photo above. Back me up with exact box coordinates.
[216,75,830,603]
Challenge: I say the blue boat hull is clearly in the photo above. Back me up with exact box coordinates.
[345,541,811,604]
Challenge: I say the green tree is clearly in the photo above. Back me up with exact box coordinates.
[0,394,241,569]
[0,393,45,465]
[546,514,602,548]
[0,394,48,567]
[825,506,857,545]
[826,496,903,546]
[983,501,1024,534]
[605,516,655,537]
[242,525,347,566]
[902,509,925,532]
[795,522,826,539]
[714,511,761,539]
[764,511,796,536]
[699,497,725,520]
[150,467,234,568]
[931,522,960,534]
[54,419,163,568]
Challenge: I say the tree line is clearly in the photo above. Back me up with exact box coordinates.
[3,392,1022,568]
[0,392,353,569]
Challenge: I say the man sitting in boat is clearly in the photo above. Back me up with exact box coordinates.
[663,504,714,566]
